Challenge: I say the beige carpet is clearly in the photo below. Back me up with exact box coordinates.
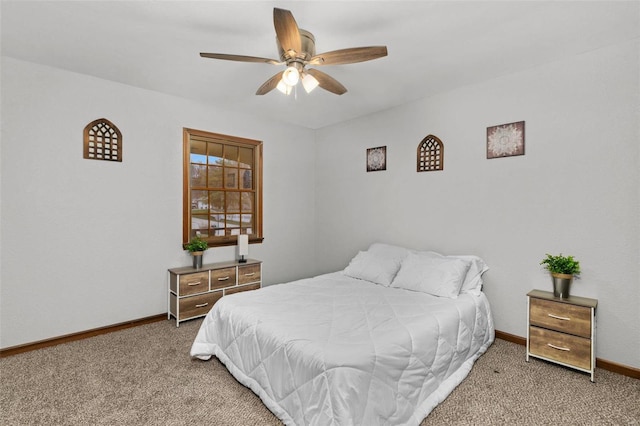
[1,319,638,425]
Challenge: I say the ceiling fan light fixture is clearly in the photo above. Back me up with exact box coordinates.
[276,79,293,95]
[282,66,300,86]
[301,72,319,93]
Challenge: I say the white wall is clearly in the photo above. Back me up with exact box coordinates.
[314,39,640,368]
[2,38,639,370]
[0,57,316,348]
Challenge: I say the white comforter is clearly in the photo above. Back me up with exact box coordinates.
[191,272,494,426]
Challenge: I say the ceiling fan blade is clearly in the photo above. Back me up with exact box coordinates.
[255,72,283,95]
[309,46,388,66]
[273,8,302,56]
[200,53,282,65]
[306,69,347,95]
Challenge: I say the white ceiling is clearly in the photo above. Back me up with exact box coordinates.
[2,1,639,129]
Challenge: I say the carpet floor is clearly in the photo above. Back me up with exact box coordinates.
[1,318,638,425]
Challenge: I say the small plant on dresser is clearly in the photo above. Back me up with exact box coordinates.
[185,236,209,269]
[540,253,580,298]
[540,253,581,275]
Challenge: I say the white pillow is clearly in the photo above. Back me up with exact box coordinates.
[390,252,471,298]
[368,243,489,295]
[343,250,402,286]
[417,251,489,295]
[452,255,489,295]
[367,243,411,262]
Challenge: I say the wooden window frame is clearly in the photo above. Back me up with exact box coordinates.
[183,128,263,248]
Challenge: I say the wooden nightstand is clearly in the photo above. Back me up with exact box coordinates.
[168,259,261,326]
[526,290,597,382]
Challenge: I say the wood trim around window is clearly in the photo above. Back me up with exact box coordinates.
[183,128,263,248]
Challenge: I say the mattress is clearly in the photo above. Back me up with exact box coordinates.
[191,271,494,425]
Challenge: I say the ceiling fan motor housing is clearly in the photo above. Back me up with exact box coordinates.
[278,29,316,63]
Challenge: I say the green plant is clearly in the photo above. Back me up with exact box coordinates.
[540,253,581,276]
[185,236,208,253]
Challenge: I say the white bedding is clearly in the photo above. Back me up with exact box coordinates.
[191,271,494,426]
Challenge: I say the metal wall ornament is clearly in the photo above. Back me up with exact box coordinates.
[417,135,444,172]
[366,146,387,172]
[83,118,122,162]
[487,121,525,159]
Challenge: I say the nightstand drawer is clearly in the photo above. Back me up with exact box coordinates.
[210,267,237,290]
[226,282,260,295]
[529,298,591,338]
[178,291,222,320]
[529,326,591,370]
[178,271,209,296]
[238,264,261,284]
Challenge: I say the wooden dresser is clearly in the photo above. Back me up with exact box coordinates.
[168,259,261,326]
[526,289,597,381]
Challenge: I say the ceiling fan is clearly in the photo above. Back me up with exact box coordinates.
[200,7,388,96]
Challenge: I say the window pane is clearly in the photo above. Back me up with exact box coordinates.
[239,147,253,169]
[209,191,224,213]
[241,169,252,190]
[208,165,223,188]
[226,214,241,230]
[208,143,223,165]
[241,214,253,231]
[191,190,209,211]
[226,191,240,212]
[241,192,253,213]
[225,168,238,189]
[190,164,206,188]
[224,145,239,166]
[210,213,223,231]
[190,141,207,164]
[191,214,209,237]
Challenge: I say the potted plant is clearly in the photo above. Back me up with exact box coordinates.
[540,253,580,298]
[185,236,209,269]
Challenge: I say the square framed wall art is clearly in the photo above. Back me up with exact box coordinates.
[487,121,525,159]
[366,146,387,172]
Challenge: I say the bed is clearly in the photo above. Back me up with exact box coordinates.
[191,243,494,425]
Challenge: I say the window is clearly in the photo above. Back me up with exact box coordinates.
[183,128,263,248]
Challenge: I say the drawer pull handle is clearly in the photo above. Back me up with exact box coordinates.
[217,277,230,281]
[244,273,256,277]
[547,343,570,352]
[187,281,202,286]
[195,303,209,308]
[547,313,570,321]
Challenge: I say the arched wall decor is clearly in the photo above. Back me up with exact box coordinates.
[83,118,122,162]
[417,134,444,172]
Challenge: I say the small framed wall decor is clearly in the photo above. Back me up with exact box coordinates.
[83,118,122,162]
[417,134,444,172]
[487,121,525,159]
[366,146,387,172]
